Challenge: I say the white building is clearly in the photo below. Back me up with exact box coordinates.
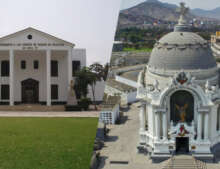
[137,4,220,160]
[0,27,87,106]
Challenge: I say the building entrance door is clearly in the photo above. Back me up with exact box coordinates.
[21,79,39,104]
[176,137,189,153]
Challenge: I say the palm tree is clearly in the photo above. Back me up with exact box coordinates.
[74,67,91,99]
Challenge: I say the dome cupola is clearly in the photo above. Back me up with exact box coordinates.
[148,3,217,79]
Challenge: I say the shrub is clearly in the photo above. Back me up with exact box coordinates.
[78,98,92,111]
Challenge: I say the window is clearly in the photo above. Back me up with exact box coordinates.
[27,34,33,40]
[51,60,58,77]
[1,85,9,100]
[21,60,26,69]
[72,61,81,76]
[34,60,39,69]
[1,61,9,77]
[51,84,58,100]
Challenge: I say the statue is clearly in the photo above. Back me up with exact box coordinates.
[175,104,188,122]
[153,79,160,92]
[67,79,78,106]
[138,66,147,88]
[176,2,189,25]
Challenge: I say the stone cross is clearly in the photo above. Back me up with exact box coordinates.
[178,2,189,16]
[177,2,189,25]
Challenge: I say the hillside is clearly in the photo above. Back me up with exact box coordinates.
[192,7,220,19]
[118,0,220,29]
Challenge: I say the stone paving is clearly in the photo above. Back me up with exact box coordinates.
[0,111,99,117]
[98,102,220,169]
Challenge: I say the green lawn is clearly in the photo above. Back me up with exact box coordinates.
[0,117,98,169]
[123,47,153,52]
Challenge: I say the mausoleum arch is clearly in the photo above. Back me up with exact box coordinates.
[160,86,205,108]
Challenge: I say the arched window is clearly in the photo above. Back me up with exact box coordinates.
[170,90,194,124]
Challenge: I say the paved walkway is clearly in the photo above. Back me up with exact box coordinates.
[98,102,220,169]
[98,102,166,169]
[0,111,99,117]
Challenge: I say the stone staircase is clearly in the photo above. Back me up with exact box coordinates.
[163,155,207,169]
[0,104,65,112]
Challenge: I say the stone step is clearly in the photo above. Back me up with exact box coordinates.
[162,156,206,169]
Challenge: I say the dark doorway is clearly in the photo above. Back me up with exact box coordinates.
[170,90,194,123]
[176,137,189,153]
[21,78,39,104]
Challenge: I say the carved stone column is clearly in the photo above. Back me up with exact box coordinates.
[162,112,167,140]
[218,106,220,131]
[197,112,202,140]
[155,112,160,140]
[204,112,209,140]
[139,101,146,132]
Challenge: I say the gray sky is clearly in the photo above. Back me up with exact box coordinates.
[121,0,220,10]
[0,0,121,65]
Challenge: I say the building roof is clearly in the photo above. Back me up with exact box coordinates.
[148,31,217,73]
[148,3,217,74]
[0,27,75,47]
[120,70,141,82]
[106,78,136,92]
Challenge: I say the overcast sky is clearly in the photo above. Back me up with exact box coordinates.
[0,0,121,66]
[121,0,220,10]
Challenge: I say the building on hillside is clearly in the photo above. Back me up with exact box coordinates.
[137,3,220,160]
[211,31,220,59]
[0,27,87,106]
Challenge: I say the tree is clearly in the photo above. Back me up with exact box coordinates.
[89,63,103,110]
[74,67,91,99]
[89,62,110,81]
[89,63,103,80]
[87,71,99,110]
[102,63,110,81]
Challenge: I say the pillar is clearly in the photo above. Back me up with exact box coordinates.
[67,48,72,88]
[155,112,160,140]
[162,112,167,140]
[197,112,202,140]
[218,107,220,131]
[204,112,209,140]
[139,101,146,132]
[46,49,51,106]
[9,50,14,106]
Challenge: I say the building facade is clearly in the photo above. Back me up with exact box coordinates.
[0,27,86,106]
[137,4,220,160]
[211,31,220,58]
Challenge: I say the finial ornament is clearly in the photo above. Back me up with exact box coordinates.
[177,2,189,25]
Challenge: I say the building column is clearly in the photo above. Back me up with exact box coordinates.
[67,49,72,89]
[139,101,146,132]
[218,107,220,131]
[9,50,14,106]
[155,112,160,140]
[204,112,209,140]
[162,112,167,140]
[46,50,51,106]
[197,112,202,140]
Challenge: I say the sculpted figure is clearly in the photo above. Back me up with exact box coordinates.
[175,104,188,122]
[70,80,76,96]
[67,79,77,106]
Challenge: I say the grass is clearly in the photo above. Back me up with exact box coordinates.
[123,47,153,52]
[0,117,98,169]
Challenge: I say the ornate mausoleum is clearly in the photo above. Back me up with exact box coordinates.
[137,3,220,159]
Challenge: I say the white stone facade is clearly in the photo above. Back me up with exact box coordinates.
[0,27,87,106]
[137,65,220,158]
